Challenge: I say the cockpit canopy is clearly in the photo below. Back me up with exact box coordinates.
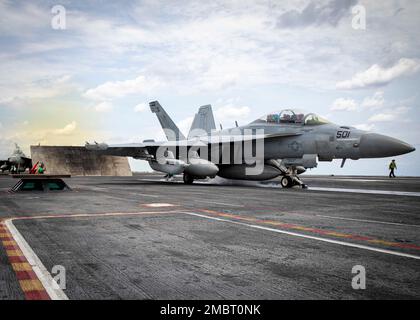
[251,109,331,126]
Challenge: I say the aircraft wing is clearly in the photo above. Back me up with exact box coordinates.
[85,143,153,159]
[85,132,301,158]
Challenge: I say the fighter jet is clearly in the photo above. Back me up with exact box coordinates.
[0,143,32,173]
[86,101,415,188]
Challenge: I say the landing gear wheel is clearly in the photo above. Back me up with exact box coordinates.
[183,173,194,184]
[280,176,293,188]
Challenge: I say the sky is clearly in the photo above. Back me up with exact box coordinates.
[0,0,419,176]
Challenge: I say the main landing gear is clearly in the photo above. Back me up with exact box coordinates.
[183,173,194,184]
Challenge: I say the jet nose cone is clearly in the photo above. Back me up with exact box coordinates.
[360,133,415,158]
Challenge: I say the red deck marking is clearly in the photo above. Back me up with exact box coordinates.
[8,255,27,263]
[0,222,51,300]
[198,209,420,251]
[25,290,50,300]
[4,245,20,250]
[0,237,14,242]
[15,270,39,280]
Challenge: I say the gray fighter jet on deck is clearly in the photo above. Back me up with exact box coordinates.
[0,143,32,173]
[86,101,415,188]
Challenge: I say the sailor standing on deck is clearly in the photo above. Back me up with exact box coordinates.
[389,159,397,178]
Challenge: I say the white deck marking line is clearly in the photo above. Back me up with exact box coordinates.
[11,211,180,221]
[193,200,244,207]
[181,212,420,260]
[143,203,175,207]
[312,179,386,182]
[102,188,161,198]
[5,210,180,300]
[317,215,420,228]
[136,178,420,197]
[309,187,420,197]
[5,219,69,300]
[137,178,182,183]
[131,193,160,198]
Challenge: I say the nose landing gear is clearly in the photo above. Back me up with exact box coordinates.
[280,176,293,188]
[266,160,308,189]
[280,174,307,189]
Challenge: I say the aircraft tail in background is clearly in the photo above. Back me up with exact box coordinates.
[188,104,216,138]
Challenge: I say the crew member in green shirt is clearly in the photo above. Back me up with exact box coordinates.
[38,162,46,174]
[389,159,397,178]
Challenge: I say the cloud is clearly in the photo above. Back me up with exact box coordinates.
[277,0,357,28]
[2,1,419,102]
[84,75,160,101]
[0,2,49,36]
[361,91,385,109]
[52,121,77,135]
[330,97,357,111]
[94,101,113,112]
[67,2,359,94]
[0,139,15,159]
[336,58,420,90]
[133,103,147,112]
[331,92,404,117]
[0,75,76,106]
[368,113,396,122]
[368,106,410,122]
[175,105,252,134]
[353,123,375,131]
[176,116,194,137]
[215,105,251,120]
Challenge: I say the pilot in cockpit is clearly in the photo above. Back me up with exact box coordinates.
[257,110,329,126]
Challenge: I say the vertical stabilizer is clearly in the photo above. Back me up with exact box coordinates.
[188,105,216,138]
[149,101,186,141]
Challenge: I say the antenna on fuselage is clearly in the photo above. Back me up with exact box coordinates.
[220,123,223,130]
[235,121,238,128]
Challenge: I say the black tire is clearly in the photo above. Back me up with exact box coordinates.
[183,173,194,184]
[280,176,293,188]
